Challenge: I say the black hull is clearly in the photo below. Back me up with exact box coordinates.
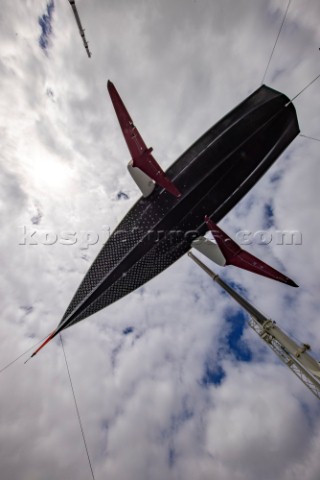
[59,85,299,330]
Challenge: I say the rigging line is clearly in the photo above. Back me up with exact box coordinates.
[261,0,292,85]
[60,334,96,480]
[300,134,320,143]
[0,335,48,374]
[288,72,320,104]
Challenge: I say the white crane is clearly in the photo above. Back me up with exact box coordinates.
[68,0,91,58]
[188,252,320,400]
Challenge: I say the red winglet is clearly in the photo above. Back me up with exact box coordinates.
[205,216,298,287]
[107,81,181,198]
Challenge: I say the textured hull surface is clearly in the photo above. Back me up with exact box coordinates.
[59,85,299,330]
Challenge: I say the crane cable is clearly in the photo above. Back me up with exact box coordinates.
[261,0,292,85]
[0,335,96,480]
[300,134,320,142]
[60,334,96,480]
[289,72,320,104]
[288,72,320,142]
[259,0,320,142]
[0,335,49,374]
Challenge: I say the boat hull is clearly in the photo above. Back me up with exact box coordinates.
[59,85,299,330]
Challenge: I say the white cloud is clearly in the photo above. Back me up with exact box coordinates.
[0,0,320,479]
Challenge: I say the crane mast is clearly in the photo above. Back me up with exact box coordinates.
[188,252,320,400]
[68,0,91,58]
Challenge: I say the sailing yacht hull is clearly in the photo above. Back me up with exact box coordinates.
[58,85,299,330]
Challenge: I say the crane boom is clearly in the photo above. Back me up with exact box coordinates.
[68,0,91,58]
[188,252,320,400]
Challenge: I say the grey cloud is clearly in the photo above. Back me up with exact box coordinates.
[0,0,320,479]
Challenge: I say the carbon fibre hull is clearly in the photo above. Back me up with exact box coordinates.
[59,85,299,331]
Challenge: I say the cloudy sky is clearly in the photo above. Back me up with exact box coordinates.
[1,0,320,479]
